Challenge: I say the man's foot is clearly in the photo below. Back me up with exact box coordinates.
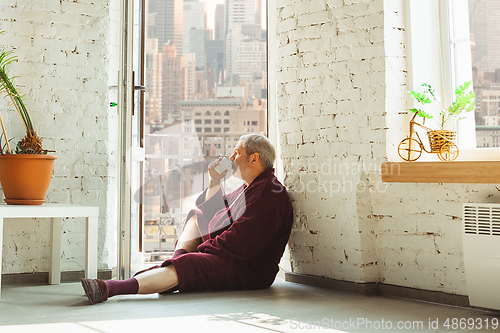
[81,278,109,304]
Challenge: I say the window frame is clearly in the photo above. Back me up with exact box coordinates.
[404,0,500,161]
[443,0,475,150]
[267,0,281,176]
[384,0,500,184]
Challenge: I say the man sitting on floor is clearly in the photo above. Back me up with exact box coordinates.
[81,134,294,304]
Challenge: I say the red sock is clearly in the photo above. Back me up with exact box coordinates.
[105,278,139,298]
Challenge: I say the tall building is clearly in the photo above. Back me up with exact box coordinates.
[156,0,183,54]
[224,0,264,87]
[469,0,500,130]
[145,38,163,124]
[184,52,197,101]
[468,0,500,73]
[183,0,207,69]
[214,4,225,40]
[234,39,267,98]
[147,0,157,39]
[194,70,208,100]
[225,0,262,32]
[476,87,500,125]
[162,44,186,122]
[188,28,207,70]
[206,39,224,89]
[225,25,242,85]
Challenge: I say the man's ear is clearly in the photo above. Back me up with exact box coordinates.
[250,152,260,165]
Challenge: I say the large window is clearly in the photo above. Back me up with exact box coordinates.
[142,0,268,262]
[405,0,500,159]
[466,0,500,148]
[446,0,500,150]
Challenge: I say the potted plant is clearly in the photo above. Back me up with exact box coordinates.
[408,81,475,153]
[0,28,56,205]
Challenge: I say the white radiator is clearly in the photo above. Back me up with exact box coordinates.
[463,203,500,310]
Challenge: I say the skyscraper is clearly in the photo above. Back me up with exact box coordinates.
[183,0,207,69]
[207,39,224,88]
[184,52,197,101]
[224,0,264,86]
[188,28,207,69]
[145,38,163,123]
[162,44,186,121]
[468,0,500,128]
[156,0,183,54]
[225,25,242,85]
[225,0,261,30]
[214,4,225,40]
[234,40,266,98]
[468,0,500,73]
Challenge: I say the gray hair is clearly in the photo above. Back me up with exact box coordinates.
[238,134,276,169]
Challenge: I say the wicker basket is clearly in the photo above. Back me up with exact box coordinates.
[427,130,457,153]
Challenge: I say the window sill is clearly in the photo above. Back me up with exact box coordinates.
[381,161,500,183]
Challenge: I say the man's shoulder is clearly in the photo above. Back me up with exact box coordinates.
[248,171,290,201]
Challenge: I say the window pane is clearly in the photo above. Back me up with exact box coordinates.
[143,0,267,261]
[469,0,500,148]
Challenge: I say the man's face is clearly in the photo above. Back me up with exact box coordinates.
[229,141,248,179]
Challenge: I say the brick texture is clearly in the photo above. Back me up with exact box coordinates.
[0,0,118,273]
[276,0,499,296]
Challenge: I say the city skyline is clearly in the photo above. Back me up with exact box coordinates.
[468,0,500,149]
[145,0,268,126]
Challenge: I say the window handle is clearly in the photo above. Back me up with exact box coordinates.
[108,85,146,91]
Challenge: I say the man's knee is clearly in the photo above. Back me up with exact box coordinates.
[187,214,199,229]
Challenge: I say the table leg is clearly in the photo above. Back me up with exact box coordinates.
[50,217,62,285]
[0,217,3,299]
[86,217,98,279]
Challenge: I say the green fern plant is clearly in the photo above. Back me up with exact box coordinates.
[408,81,475,130]
[0,28,43,154]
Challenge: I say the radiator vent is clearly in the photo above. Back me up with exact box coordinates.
[463,204,500,236]
[463,203,500,310]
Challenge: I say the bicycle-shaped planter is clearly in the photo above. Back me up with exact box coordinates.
[398,111,459,161]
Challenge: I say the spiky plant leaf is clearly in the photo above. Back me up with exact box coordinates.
[0,27,43,154]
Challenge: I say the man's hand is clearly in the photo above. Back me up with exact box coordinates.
[208,157,229,188]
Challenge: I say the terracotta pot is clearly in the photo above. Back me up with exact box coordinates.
[0,154,57,205]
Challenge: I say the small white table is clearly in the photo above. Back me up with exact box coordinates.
[0,204,99,299]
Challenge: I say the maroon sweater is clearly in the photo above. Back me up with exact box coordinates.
[165,168,294,291]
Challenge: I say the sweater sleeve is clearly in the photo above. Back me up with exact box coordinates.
[197,191,283,262]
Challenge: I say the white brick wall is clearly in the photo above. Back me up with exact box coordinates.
[277,0,385,284]
[2,0,498,297]
[277,0,500,295]
[0,0,119,273]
